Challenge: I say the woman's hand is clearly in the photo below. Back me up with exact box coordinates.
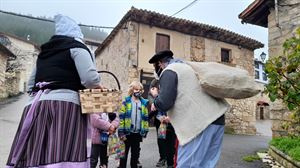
[95,85,107,89]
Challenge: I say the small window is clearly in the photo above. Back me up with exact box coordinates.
[255,70,260,79]
[156,33,170,53]
[221,48,231,63]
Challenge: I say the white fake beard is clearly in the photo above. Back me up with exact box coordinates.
[153,70,160,80]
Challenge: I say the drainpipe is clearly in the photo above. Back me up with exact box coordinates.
[136,23,140,69]
[274,0,282,29]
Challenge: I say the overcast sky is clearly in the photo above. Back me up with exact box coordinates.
[0,0,268,59]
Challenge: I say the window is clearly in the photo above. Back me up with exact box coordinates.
[221,48,231,63]
[255,70,260,79]
[156,33,170,53]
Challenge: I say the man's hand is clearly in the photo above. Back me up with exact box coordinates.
[151,103,157,112]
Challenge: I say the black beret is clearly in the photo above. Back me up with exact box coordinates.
[148,50,173,63]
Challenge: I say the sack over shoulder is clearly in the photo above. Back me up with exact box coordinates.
[186,61,260,99]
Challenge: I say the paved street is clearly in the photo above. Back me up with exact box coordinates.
[255,119,272,137]
[0,95,271,168]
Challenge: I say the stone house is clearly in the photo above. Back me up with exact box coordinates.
[0,32,40,95]
[0,43,15,99]
[95,7,264,134]
[254,58,270,120]
[239,0,300,137]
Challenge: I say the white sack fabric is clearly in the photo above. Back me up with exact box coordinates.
[186,61,260,99]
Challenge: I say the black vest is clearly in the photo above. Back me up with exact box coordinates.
[35,35,93,91]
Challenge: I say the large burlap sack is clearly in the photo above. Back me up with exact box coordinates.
[186,61,260,99]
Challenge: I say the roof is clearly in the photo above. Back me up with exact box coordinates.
[239,0,274,28]
[0,43,15,58]
[0,32,40,51]
[84,38,102,46]
[95,7,264,56]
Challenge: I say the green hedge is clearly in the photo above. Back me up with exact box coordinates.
[270,137,300,161]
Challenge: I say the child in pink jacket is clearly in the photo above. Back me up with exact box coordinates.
[90,112,120,168]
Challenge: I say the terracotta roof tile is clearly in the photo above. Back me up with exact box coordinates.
[95,7,264,56]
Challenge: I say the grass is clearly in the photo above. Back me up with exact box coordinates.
[242,154,260,162]
[270,137,300,161]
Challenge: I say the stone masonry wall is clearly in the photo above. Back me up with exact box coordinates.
[268,0,300,137]
[268,0,300,58]
[0,53,8,98]
[190,36,205,62]
[5,72,20,97]
[226,98,257,134]
[96,21,139,98]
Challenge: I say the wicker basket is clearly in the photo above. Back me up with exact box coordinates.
[79,71,122,114]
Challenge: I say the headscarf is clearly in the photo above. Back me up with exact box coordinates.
[54,14,84,39]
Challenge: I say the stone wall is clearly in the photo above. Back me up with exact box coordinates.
[267,0,300,137]
[226,98,257,134]
[268,0,300,58]
[0,52,8,98]
[268,99,293,137]
[5,72,20,97]
[269,146,300,168]
[6,51,37,92]
[96,21,138,98]
[190,36,205,62]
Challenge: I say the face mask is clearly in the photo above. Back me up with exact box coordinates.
[133,92,142,98]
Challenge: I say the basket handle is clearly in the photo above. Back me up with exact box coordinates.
[97,71,121,90]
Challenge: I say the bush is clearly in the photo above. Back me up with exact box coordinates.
[265,27,300,136]
[289,146,300,161]
[270,137,300,161]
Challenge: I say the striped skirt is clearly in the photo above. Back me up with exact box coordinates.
[6,100,90,168]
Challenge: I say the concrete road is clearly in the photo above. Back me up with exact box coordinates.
[0,95,28,167]
[0,95,271,168]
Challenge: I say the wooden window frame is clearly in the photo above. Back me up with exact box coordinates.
[155,33,170,53]
[221,48,232,63]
